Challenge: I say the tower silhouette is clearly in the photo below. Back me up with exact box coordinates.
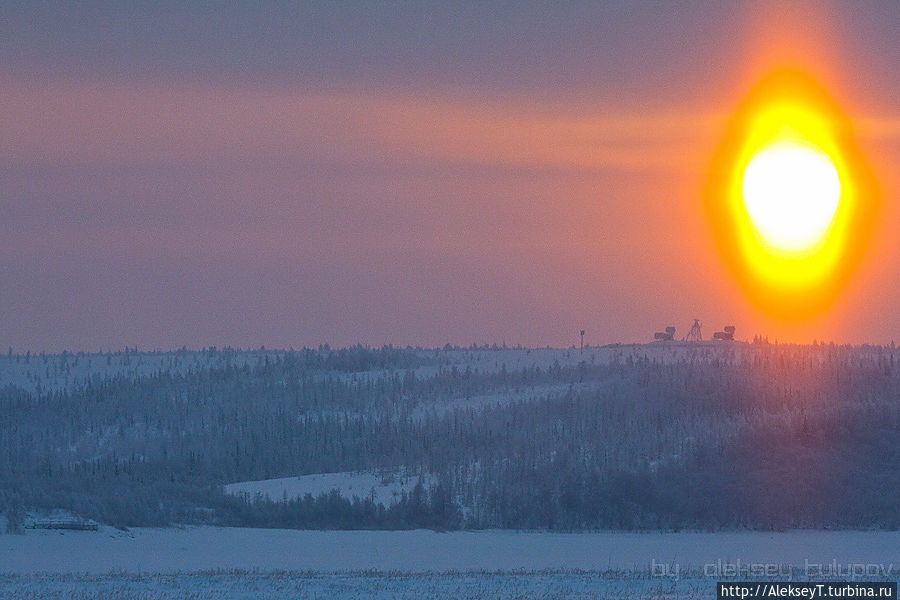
[686,319,703,341]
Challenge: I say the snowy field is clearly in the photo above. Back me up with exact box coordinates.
[0,570,711,599]
[2,528,898,598]
[4,570,895,600]
[3,527,899,573]
[225,470,435,506]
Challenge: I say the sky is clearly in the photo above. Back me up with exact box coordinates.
[2,2,900,352]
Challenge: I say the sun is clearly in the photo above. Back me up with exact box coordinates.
[703,69,879,319]
[742,136,841,256]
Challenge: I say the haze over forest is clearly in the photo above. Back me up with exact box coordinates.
[3,342,898,533]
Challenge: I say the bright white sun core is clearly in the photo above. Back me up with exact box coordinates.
[742,138,841,254]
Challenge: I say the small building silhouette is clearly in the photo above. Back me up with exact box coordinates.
[654,326,676,341]
[713,325,736,341]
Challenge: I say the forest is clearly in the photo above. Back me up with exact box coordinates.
[1,342,898,531]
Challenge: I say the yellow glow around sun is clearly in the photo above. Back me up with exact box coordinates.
[742,137,841,256]
[704,69,879,319]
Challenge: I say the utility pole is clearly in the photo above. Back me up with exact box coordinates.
[580,330,585,351]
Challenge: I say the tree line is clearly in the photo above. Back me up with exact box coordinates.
[1,344,898,531]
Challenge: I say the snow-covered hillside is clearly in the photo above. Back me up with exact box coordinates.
[0,342,760,394]
[0,348,280,394]
[225,470,435,506]
[5,341,899,533]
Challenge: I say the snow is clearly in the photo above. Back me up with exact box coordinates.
[0,349,279,395]
[428,343,747,374]
[224,470,435,506]
[411,383,586,420]
[0,570,719,599]
[7,341,885,398]
[2,527,898,575]
[0,343,758,395]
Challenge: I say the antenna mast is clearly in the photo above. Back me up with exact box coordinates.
[686,319,703,342]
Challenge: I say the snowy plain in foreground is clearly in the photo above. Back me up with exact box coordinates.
[2,527,899,574]
[3,528,898,599]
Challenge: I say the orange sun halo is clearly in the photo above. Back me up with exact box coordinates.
[705,69,878,320]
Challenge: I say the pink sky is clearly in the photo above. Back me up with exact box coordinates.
[2,3,899,351]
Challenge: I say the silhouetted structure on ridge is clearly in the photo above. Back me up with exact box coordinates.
[713,325,736,341]
[685,319,703,341]
[654,326,676,341]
